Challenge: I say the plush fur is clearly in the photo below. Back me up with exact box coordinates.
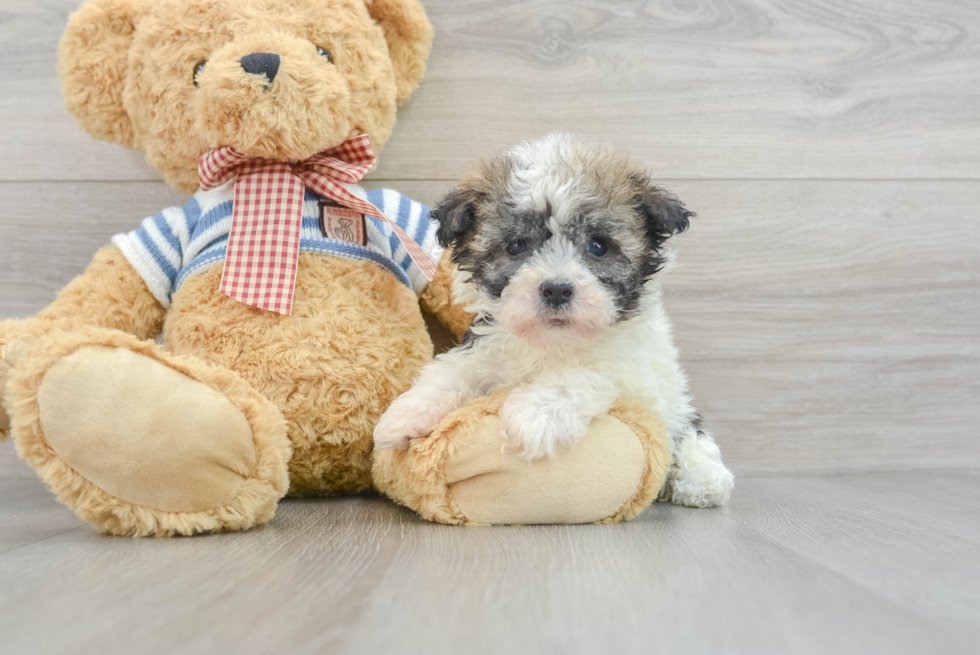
[5,326,291,537]
[0,0,458,536]
[58,0,433,194]
[418,247,474,341]
[164,255,435,496]
[0,245,166,442]
[376,134,735,508]
[372,391,672,525]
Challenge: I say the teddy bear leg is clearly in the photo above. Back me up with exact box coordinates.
[3,327,291,537]
[373,393,672,525]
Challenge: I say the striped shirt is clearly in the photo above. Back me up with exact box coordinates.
[113,183,442,308]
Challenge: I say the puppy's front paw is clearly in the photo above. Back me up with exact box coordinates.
[374,390,460,450]
[498,388,590,460]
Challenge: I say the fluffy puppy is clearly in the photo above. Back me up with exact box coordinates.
[374,134,734,508]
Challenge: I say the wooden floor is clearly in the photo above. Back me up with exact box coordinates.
[1,0,978,653]
[1,455,978,655]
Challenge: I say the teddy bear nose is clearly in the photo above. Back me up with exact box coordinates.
[239,53,281,83]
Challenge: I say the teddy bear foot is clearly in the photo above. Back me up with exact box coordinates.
[4,327,291,537]
[373,391,673,525]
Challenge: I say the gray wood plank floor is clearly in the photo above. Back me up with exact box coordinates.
[1,0,978,653]
[1,454,977,655]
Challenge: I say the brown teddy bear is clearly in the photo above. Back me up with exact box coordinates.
[0,0,670,536]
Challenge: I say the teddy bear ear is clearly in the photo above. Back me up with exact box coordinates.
[364,0,434,104]
[57,0,151,149]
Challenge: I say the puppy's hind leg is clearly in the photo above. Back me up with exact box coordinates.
[666,416,735,508]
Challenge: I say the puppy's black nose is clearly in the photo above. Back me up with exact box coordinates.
[541,282,574,308]
[240,53,281,83]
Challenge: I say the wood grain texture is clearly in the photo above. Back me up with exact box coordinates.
[0,470,977,654]
[0,442,34,480]
[1,0,979,182]
[2,180,977,474]
[0,182,187,316]
[1,1,978,650]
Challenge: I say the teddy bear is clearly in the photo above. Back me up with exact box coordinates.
[0,0,672,536]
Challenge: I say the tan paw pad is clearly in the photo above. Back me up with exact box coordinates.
[38,346,257,513]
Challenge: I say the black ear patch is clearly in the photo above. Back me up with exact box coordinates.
[632,175,695,275]
[431,188,483,249]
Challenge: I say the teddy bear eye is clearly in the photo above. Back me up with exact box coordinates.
[193,60,207,87]
[316,47,332,63]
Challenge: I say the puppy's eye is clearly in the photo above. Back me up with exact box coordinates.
[193,60,207,87]
[506,238,527,256]
[316,47,333,63]
[586,238,608,257]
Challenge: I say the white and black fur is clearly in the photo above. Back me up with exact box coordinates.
[374,134,734,508]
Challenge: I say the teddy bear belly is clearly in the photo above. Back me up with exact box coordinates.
[161,253,434,496]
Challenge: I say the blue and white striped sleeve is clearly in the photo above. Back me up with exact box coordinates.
[365,188,445,295]
[111,196,196,308]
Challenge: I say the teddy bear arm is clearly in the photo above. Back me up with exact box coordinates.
[419,249,472,341]
[3,244,165,349]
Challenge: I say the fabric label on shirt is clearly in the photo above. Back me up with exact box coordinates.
[319,200,367,246]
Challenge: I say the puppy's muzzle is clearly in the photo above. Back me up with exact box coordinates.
[540,281,574,308]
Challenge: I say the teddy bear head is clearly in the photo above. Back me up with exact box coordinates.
[58,0,433,194]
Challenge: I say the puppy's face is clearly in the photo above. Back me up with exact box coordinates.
[434,134,693,348]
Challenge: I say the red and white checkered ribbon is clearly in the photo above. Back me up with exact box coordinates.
[199,135,436,315]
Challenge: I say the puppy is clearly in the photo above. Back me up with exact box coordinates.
[374,134,734,508]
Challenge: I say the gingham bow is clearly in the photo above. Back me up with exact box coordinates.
[198,134,436,315]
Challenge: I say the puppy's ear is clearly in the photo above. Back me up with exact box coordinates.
[432,188,482,249]
[632,174,694,248]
